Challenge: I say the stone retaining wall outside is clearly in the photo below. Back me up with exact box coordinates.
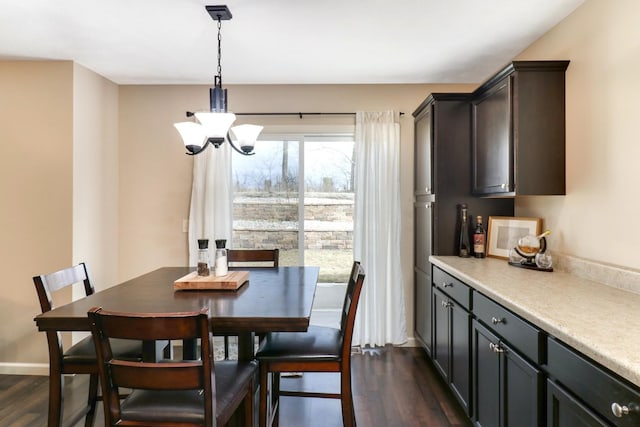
[232,197,353,250]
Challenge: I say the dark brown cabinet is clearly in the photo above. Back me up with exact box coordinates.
[432,268,472,416]
[414,268,431,351]
[546,337,640,427]
[471,61,570,196]
[432,262,640,427]
[412,94,513,356]
[472,319,542,427]
[547,380,608,427]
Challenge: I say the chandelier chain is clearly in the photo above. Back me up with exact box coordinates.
[216,17,222,84]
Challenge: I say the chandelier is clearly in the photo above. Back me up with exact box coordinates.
[174,5,262,156]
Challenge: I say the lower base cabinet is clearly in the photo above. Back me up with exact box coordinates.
[414,268,431,354]
[432,266,473,416]
[547,379,609,427]
[427,264,640,427]
[472,319,542,427]
[546,337,640,426]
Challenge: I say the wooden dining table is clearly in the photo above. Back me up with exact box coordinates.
[34,266,320,361]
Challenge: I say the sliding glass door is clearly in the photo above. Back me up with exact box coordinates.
[231,133,354,284]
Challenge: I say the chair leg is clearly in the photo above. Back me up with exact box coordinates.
[48,371,64,427]
[242,380,254,427]
[272,373,280,427]
[259,364,269,427]
[340,368,356,427]
[85,373,99,427]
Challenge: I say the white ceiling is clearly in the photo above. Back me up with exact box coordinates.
[0,0,585,85]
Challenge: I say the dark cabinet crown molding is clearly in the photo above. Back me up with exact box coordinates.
[473,60,570,96]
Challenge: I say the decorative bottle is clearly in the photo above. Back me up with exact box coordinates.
[197,239,210,276]
[473,215,486,258]
[214,239,228,277]
[458,204,471,258]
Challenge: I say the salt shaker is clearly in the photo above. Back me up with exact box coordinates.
[214,239,228,277]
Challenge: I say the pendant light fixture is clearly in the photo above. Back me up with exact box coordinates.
[174,5,262,156]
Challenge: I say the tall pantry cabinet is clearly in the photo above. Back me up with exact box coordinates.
[413,93,513,355]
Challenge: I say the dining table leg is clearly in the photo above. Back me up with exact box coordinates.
[237,332,256,361]
[142,340,171,362]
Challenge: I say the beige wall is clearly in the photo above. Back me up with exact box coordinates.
[117,83,475,346]
[0,61,119,371]
[514,0,640,271]
[0,62,74,368]
[73,64,120,294]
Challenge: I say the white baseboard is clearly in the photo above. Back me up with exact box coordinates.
[0,362,49,376]
[398,337,419,347]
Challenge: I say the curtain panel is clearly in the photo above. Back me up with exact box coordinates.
[352,111,408,347]
[187,143,233,266]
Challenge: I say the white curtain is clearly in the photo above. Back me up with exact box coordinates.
[188,143,233,266]
[352,111,407,347]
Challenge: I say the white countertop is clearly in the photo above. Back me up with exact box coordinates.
[430,255,640,388]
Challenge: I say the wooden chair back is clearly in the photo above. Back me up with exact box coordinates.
[88,307,215,426]
[227,248,279,267]
[340,261,365,358]
[33,262,94,313]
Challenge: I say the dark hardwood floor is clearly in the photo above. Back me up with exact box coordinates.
[0,346,471,427]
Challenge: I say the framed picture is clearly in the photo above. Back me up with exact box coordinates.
[486,216,542,259]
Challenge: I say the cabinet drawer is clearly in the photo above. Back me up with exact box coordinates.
[432,266,471,310]
[473,291,543,363]
[547,337,640,426]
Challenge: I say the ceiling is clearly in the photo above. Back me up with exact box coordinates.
[0,0,585,85]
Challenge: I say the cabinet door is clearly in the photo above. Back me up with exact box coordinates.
[414,269,431,354]
[432,287,450,379]
[450,300,471,416]
[473,320,501,427]
[414,105,433,196]
[503,342,542,427]
[414,201,432,273]
[472,77,513,195]
[547,380,608,427]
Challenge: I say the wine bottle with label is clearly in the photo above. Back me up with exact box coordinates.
[458,204,471,258]
[474,215,486,258]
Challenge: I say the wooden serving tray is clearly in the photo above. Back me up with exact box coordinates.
[174,270,249,291]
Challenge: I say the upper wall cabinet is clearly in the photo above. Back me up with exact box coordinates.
[471,61,569,196]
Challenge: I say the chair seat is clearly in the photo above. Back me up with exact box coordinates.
[256,325,342,362]
[64,335,142,364]
[119,360,257,423]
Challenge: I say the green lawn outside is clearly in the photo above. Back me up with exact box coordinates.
[280,249,353,283]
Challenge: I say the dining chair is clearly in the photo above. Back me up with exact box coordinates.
[220,248,279,359]
[87,306,258,427]
[32,263,143,427]
[227,248,279,268]
[256,261,365,427]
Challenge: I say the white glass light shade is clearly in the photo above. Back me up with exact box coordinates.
[174,122,207,149]
[194,112,236,138]
[230,124,263,153]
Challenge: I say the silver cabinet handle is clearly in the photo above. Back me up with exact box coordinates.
[491,317,505,325]
[489,342,504,353]
[443,282,453,288]
[611,402,630,417]
[441,300,452,308]
[425,187,430,193]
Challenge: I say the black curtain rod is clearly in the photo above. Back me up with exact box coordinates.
[235,112,405,118]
